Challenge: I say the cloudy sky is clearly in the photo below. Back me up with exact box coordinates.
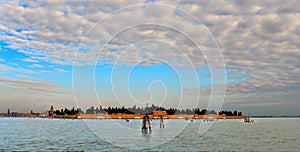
[0,0,299,116]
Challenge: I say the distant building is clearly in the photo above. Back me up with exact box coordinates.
[153,109,167,118]
[49,105,54,117]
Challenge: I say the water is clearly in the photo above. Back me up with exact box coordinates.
[0,118,299,151]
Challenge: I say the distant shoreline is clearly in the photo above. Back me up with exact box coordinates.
[0,113,246,119]
[251,116,300,118]
[1,116,300,120]
[1,113,299,119]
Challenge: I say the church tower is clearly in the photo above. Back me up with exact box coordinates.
[49,105,54,117]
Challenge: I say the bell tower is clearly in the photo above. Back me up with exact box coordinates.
[49,105,54,117]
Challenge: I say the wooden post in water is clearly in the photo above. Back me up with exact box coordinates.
[159,115,164,128]
[142,114,151,134]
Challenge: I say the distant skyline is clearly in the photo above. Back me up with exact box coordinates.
[0,0,299,116]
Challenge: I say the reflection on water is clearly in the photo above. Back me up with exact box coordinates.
[142,133,151,143]
[0,118,300,151]
[84,119,190,149]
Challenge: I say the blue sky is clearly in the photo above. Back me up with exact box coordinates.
[0,0,299,115]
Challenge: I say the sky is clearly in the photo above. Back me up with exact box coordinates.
[0,0,299,116]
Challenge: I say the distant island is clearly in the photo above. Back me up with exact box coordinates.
[251,115,300,118]
[0,104,247,119]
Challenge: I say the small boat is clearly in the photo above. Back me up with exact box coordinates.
[244,116,254,123]
[125,113,129,122]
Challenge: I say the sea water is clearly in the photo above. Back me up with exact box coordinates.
[0,118,299,151]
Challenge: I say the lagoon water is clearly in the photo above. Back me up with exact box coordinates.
[0,118,299,151]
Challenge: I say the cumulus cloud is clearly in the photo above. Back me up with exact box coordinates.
[0,0,219,67]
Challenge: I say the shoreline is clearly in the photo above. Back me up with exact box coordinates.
[2,113,299,119]
[76,114,246,119]
[0,113,246,119]
[1,116,300,119]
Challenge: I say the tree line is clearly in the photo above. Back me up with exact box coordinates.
[82,104,242,116]
[53,104,243,116]
[54,107,80,115]
[219,110,242,116]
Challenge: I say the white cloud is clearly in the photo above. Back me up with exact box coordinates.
[31,64,43,68]
[54,68,68,73]
[0,77,70,95]
[22,58,38,63]
[0,64,35,74]
[0,64,9,71]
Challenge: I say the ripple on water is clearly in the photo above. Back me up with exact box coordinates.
[0,118,300,151]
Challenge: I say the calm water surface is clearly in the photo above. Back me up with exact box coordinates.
[0,118,299,151]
